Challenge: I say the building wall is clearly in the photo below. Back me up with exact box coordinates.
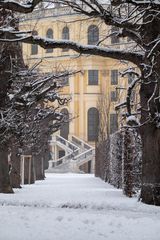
[20,6,135,144]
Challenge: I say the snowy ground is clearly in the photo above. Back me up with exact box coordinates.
[0,174,160,240]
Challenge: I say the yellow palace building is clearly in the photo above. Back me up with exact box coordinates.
[20,4,134,173]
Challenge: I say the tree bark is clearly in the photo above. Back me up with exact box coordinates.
[0,148,13,193]
[10,147,21,188]
[34,154,45,180]
[139,63,160,204]
[140,125,160,205]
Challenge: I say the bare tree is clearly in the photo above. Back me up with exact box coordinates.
[0,9,72,192]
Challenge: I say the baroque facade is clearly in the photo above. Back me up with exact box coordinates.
[20,5,136,172]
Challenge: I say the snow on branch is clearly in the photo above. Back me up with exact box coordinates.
[0,0,42,13]
[111,0,160,6]
[21,36,144,65]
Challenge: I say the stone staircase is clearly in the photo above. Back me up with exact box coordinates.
[45,135,95,173]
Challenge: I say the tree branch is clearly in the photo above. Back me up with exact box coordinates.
[20,36,143,65]
[0,0,42,13]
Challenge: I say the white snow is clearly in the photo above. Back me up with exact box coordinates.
[126,115,140,125]
[0,173,160,240]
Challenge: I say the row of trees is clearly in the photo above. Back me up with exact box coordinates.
[0,0,160,205]
[0,9,71,192]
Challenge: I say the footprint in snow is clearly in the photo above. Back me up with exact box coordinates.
[56,216,63,222]
[98,233,108,238]
[83,219,89,224]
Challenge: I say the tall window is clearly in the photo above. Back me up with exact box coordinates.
[31,31,38,55]
[111,91,117,102]
[62,26,69,52]
[88,25,99,45]
[111,70,118,85]
[110,113,118,134]
[61,72,69,86]
[88,70,99,85]
[60,108,69,140]
[46,28,53,53]
[88,108,99,141]
[111,26,120,44]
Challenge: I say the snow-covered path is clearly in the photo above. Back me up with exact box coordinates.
[0,174,160,240]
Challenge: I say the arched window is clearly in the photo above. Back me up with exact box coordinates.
[88,25,99,45]
[61,72,69,86]
[31,31,38,55]
[46,28,53,53]
[62,27,69,52]
[60,108,69,140]
[62,26,69,40]
[111,26,120,44]
[110,113,118,134]
[88,108,99,141]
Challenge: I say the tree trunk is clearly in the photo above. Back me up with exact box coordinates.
[140,125,160,205]
[43,149,49,171]
[139,59,160,204]
[34,154,45,180]
[0,148,13,193]
[0,10,25,192]
[10,147,21,188]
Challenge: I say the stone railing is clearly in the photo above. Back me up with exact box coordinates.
[73,148,95,164]
[48,135,94,169]
[71,135,91,150]
[49,148,79,168]
[20,7,76,21]
[49,135,80,153]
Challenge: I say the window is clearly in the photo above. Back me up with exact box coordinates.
[60,108,69,140]
[110,113,118,134]
[111,91,117,102]
[62,73,69,86]
[88,70,99,85]
[62,26,69,40]
[62,27,69,52]
[111,70,118,85]
[111,26,120,44]
[31,31,38,55]
[88,108,99,141]
[46,28,53,53]
[88,25,99,45]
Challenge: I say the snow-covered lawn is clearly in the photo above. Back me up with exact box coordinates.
[0,173,160,240]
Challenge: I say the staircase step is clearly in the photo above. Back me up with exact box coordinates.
[48,135,95,173]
